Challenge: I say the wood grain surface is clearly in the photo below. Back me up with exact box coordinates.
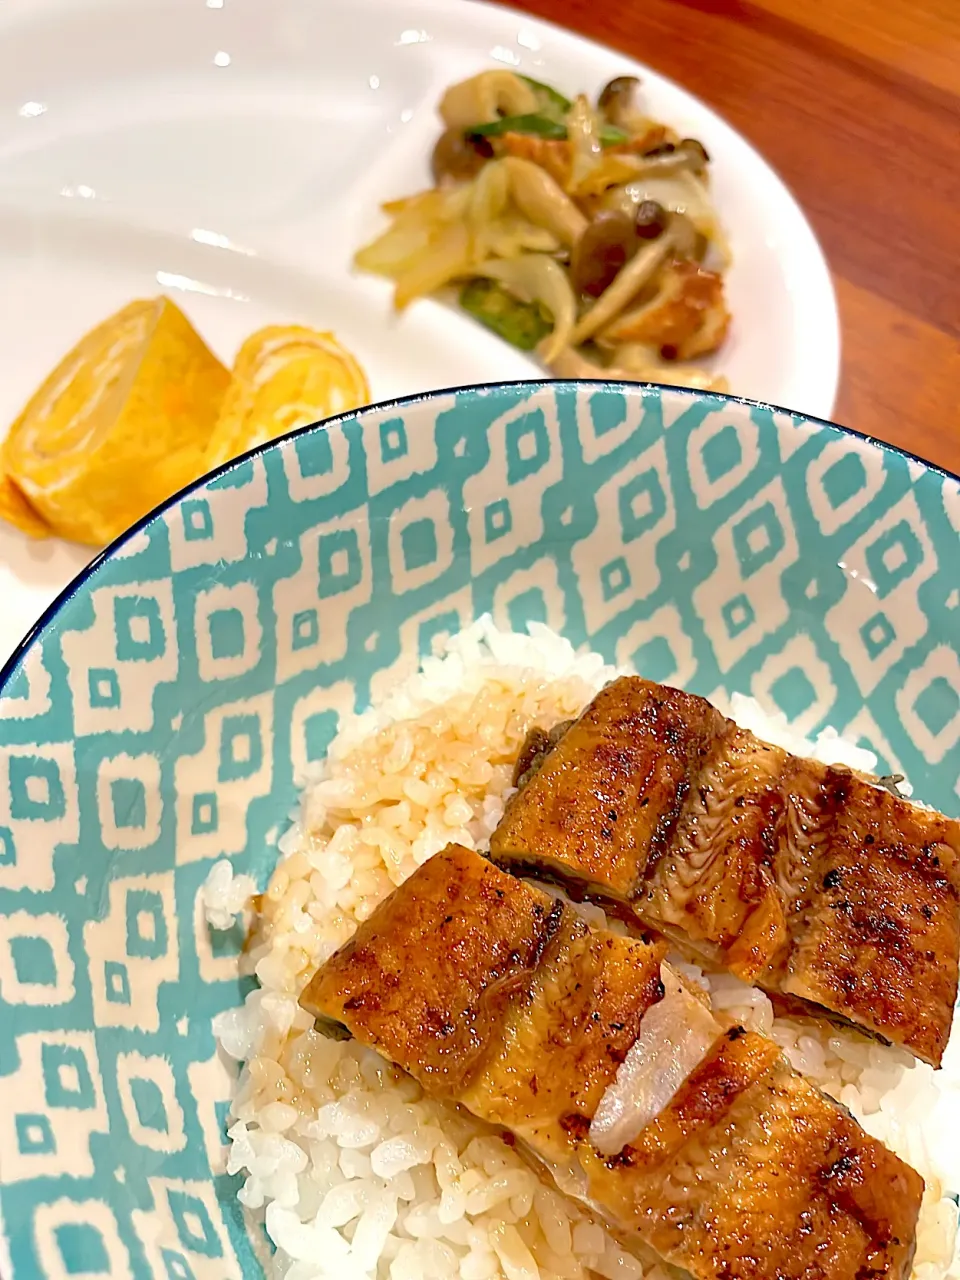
[511,0,960,472]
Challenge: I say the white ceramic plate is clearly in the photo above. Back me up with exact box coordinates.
[0,0,840,661]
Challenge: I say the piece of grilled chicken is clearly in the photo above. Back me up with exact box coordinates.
[301,844,923,1280]
[490,676,960,1066]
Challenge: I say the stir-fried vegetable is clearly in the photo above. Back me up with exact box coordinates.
[439,71,539,129]
[469,113,568,141]
[570,210,637,297]
[518,74,573,116]
[356,68,732,393]
[484,76,626,146]
[459,279,554,350]
[470,114,627,147]
[502,156,587,246]
[597,75,649,134]
[476,254,577,360]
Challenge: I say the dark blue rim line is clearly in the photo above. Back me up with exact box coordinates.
[1,377,957,698]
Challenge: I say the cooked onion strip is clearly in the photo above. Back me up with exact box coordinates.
[542,344,617,380]
[589,966,721,1155]
[478,216,560,259]
[571,152,651,198]
[354,218,434,276]
[566,94,604,192]
[478,255,576,361]
[393,223,472,310]
[608,342,726,390]
[467,159,511,230]
[604,171,730,265]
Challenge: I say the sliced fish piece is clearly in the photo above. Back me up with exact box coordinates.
[776,763,960,1066]
[580,1029,923,1280]
[641,721,789,981]
[491,676,960,1065]
[302,844,923,1280]
[303,844,667,1160]
[461,901,668,1164]
[491,677,725,900]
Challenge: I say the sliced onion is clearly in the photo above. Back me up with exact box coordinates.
[382,184,470,228]
[541,344,611,379]
[605,170,710,221]
[572,153,650,198]
[542,343,727,394]
[354,219,435,278]
[356,180,479,284]
[603,170,728,261]
[609,340,730,392]
[566,93,604,191]
[589,965,721,1156]
[467,159,510,232]
[479,216,560,260]
[623,359,729,392]
[608,151,704,181]
[604,340,660,369]
[393,223,473,310]
[477,255,576,361]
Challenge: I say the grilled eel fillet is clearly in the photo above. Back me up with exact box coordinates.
[490,677,960,1066]
[301,845,923,1280]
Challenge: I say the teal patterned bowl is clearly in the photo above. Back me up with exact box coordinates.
[0,381,958,1277]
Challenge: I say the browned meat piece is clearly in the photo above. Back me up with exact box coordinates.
[492,678,725,900]
[491,676,960,1066]
[581,1030,922,1280]
[512,718,575,789]
[305,845,669,1162]
[302,845,923,1280]
[303,844,667,1151]
[304,845,568,1097]
[599,258,732,361]
[462,898,668,1163]
[776,763,960,1065]
[640,722,789,980]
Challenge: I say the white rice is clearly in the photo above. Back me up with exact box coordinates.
[210,617,960,1280]
[202,859,258,931]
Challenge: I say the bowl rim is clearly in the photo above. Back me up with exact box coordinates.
[1,378,956,701]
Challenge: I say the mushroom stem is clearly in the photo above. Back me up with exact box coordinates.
[503,156,589,247]
[569,230,676,345]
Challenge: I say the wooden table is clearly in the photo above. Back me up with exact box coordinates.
[512,0,960,473]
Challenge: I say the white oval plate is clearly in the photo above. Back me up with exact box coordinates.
[0,0,840,661]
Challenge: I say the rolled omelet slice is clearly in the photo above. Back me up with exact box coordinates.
[206,325,370,468]
[0,472,51,539]
[1,298,231,546]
